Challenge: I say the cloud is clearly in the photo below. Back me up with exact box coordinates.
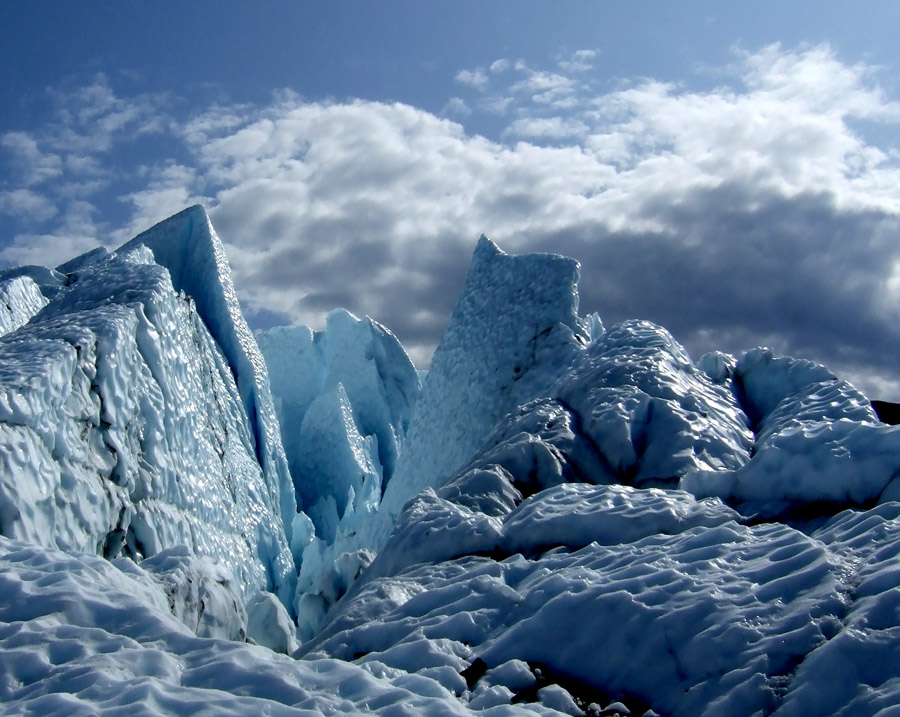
[0,200,101,268]
[509,64,578,107]
[454,69,489,91]
[116,162,208,242]
[5,43,900,402]
[502,116,589,141]
[0,189,58,222]
[557,49,597,74]
[440,97,472,118]
[0,74,176,267]
[489,59,511,74]
[46,75,170,154]
[1,132,63,186]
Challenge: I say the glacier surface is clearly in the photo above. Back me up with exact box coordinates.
[1,206,900,715]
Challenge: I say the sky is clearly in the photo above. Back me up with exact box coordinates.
[3,2,900,400]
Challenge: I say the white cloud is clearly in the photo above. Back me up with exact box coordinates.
[489,59,511,74]
[5,44,900,400]
[557,49,597,74]
[116,163,207,243]
[478,96,515,115]
[1,132,63,186]
[454,69,489,91]
[0,189,57,222]
[510,67,577,106]
[441,97,472,118]
[46,74,170,154]
[503,116,589,141]
[0,200,102,268]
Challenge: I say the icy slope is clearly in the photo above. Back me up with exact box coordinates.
[0,214,296,611]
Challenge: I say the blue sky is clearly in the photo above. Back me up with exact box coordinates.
[3,2,900,400]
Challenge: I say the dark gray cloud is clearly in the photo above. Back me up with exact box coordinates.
[519,185,900,397]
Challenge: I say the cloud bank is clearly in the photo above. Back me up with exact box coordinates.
[2,45,900,400]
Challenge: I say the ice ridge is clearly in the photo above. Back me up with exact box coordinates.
[119,206,296,542]
[0,221,297,614]
[373,236,587,548]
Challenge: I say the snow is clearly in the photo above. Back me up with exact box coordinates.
[0,536,529,716]
[2,206,900,715]
[304,470,900,715]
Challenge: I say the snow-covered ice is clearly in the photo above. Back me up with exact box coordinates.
[1,206,900,715]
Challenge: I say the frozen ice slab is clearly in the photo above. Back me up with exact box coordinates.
[374,236,587,549]
[119,205,296,541]
[0,230,295,608]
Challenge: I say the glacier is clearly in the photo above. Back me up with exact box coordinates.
[1,206,900,715]
[0,207,296,615]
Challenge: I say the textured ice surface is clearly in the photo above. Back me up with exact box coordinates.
[372,236,587,552]
[305,419,900,716]
[554,320,754,487]
[0,536,571,716]
[257,309,419,525]
[682,348,900,516]
[120,206,296,542]
[0,276,48,337]
[0,214,295,610]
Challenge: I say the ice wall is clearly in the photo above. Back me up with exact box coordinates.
[257,309,420,637]
[119,206,296,541]
[257,308,420,519]
[0,224,296,609]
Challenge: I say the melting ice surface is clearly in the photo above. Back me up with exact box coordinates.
[2,210,900,715]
